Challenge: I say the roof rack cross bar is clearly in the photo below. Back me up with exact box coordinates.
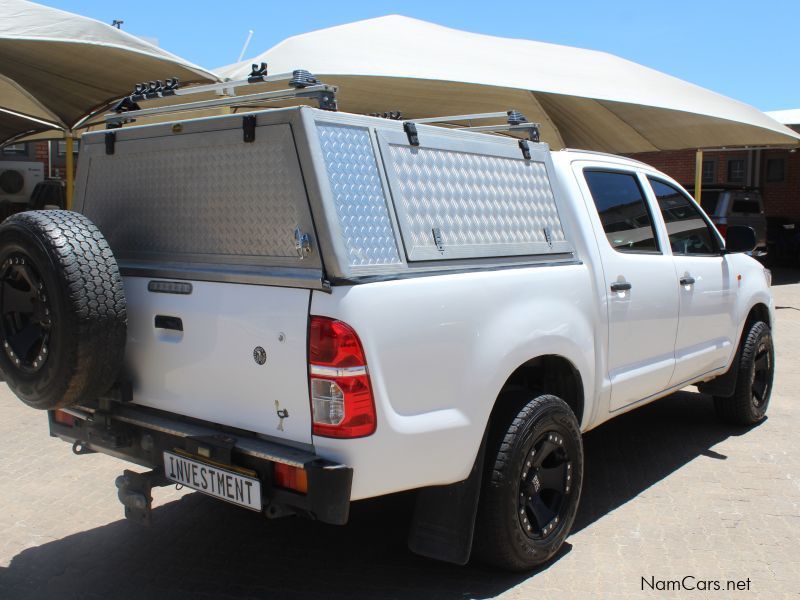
[105,79,338,127]
[462,122,541,142]
[409,111,510,124]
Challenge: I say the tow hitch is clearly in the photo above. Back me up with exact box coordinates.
[115,469,170,525]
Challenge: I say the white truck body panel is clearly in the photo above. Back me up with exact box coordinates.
[71,106,774,504]
[123,277,314,445]
[310,263,597,499]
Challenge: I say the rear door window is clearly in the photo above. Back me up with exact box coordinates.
[584,170,660,253]
[648,178,720,256]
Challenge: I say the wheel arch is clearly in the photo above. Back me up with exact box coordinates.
[697,300,772,398]
[490,354,585,430]
[745,301,771,330]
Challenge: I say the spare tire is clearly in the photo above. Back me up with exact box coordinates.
[0,210,126,409]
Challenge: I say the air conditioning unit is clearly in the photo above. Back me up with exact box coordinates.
[0,161,45,204]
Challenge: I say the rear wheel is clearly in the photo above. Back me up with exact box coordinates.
[474,393,583,571]
[713,320,773,426]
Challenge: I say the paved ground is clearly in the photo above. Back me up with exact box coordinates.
[1,272,799,600]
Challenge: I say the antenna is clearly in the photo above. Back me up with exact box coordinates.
[237,29,255,62]
[111,19,123,29]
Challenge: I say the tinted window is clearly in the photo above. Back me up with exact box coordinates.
[584,170,659,253]
[731,200,760,214]
[701,160,716,184]
[727,159,746,183]
[766,158,785,182]
[649,178,719,256]
[700,191,720,215]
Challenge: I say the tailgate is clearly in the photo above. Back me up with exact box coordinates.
[123,276,312,443]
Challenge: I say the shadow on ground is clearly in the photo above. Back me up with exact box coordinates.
[0,390,758,600]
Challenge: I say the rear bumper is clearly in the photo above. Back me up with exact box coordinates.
[49,403,353,525]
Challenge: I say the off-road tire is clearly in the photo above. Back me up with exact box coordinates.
[0,210,126,409]
[474,393,583,571]
[714,320,774,426]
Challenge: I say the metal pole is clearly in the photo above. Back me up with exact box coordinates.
[65,133,74,210]
[47,140,52,178]
[694,149,703,205]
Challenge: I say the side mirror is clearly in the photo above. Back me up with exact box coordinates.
[724,225,757,253]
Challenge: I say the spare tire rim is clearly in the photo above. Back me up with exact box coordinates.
[751,340,772,409]
[0,254,51,373]
[518,430,572,540]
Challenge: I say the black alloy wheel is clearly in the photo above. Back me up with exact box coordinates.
[474,393,583,571]
[0,253,52,374]
[714,320,774,426]
[750,336,772,411]
[517,429,573,540]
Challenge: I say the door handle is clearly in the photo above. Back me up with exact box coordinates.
[610,282,632,292]
[154,315,183,331]
[680,276,696,286]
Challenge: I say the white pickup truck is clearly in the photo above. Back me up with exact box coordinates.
[0,103,774,571]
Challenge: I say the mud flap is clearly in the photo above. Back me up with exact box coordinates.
[407,430,487,565]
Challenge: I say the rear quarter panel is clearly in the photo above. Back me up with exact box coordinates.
[311,264,598,500]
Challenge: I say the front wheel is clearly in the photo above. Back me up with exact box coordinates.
[714,320,774,426]
[474,393,583,571]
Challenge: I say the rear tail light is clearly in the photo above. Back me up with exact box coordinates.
[308,316,376,438]
[715,223,727,239]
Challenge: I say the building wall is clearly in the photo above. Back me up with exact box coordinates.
[760,149,800,220]
[1,140,71,179]
[629,148,800,220]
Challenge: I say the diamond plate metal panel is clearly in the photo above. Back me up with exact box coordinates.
[82,125,310,263]
[317,123,401,266]
[385,142,570,261]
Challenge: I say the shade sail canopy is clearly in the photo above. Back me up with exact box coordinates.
[219,15,800,153]
[0,0,219,144]
[766,109,800,127]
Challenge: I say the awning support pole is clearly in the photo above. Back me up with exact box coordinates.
[694,149,703,205]
[65,133,74,210]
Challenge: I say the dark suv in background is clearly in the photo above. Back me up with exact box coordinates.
[694,187,768,257]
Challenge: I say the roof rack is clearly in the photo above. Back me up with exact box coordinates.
[104,64,541,145]
[105,64,338,128]
[409,110,540,142]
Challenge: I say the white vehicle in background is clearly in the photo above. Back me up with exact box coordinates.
[0,71,774,571]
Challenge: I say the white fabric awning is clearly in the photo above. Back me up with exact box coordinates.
[219,15,800,153]
[766,109,800,127]
[0,0,219,143]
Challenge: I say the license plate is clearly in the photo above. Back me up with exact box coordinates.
[163,451,262,511]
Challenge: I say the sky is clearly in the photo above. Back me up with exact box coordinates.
[44,0,799,111]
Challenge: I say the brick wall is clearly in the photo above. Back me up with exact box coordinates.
[1,140,70,179]
[629,148,800,220]
[760,149,800,220]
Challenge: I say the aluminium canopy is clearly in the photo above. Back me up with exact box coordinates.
[219,15,800,153]
[0,0,218,144]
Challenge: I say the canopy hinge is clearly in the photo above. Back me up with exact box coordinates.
[243,115,256,143]
[518,139,531,160]
[404,122,420,146]
[105,131,116,155]
[248,62,269,84]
